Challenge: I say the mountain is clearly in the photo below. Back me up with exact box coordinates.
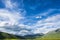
[0,32,44,40]
[0,29,60,40]
[0,32,26,39]
[35,28,60,40]
[23,33,44,39]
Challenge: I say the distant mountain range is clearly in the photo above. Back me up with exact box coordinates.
[0,28,60,40]
[0,31,44,40]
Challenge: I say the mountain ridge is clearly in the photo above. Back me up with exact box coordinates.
[0,28,60,40]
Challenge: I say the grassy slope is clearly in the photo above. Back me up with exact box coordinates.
[35,29,60,40]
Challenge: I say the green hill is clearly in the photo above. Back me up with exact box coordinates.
[35,29,60,40]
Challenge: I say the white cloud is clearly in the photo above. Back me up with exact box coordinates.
[36,16,42,19]
[33,14,60,34]
[0,8,60,36]
[0,9,24,26]
[0,0,60,36]
[18,30,30,36]
[35,9,57,19]
[18,24,31,29]
[0,0,28,36]
[0,28,17,35]
[4,0,18,9]
[0,21,8,26]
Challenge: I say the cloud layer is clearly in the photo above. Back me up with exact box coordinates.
[33,14,60,34]
[0,0,60,36]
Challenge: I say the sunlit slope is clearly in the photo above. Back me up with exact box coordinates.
[35,29,60,40]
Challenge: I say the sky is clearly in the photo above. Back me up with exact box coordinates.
[0,0,60,36]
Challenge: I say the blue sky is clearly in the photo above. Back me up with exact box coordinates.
[0,0,60,36]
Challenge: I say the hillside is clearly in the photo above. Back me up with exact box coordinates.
[0,32,26,40]
[35,29,60,40]
[0,29,60,40]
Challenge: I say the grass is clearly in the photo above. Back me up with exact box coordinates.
[35,30,60,40]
